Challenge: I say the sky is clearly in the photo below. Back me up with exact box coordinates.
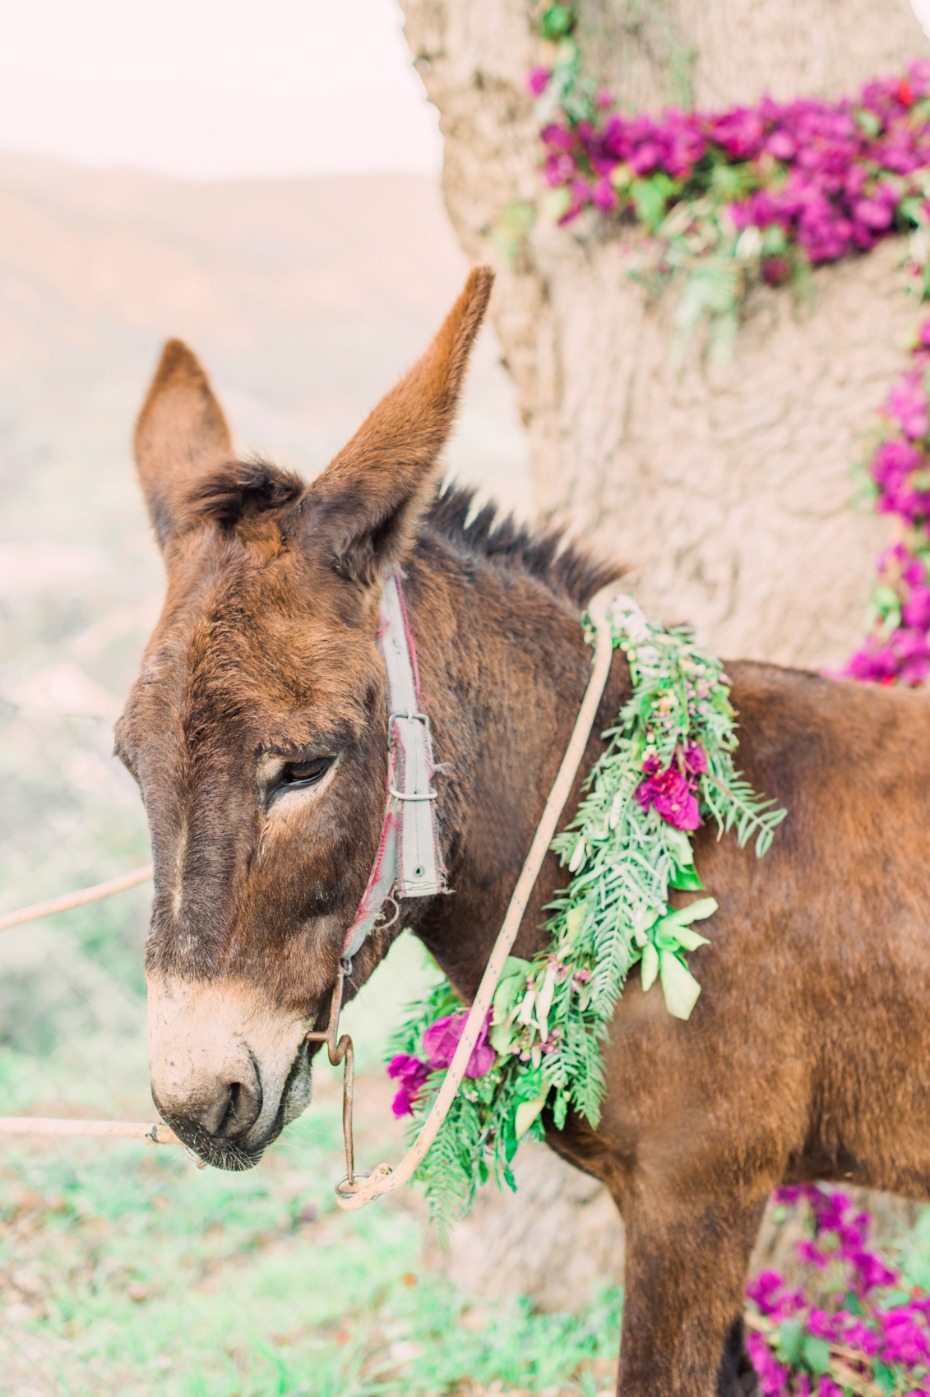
[5,1,930,182]
[0,0,441,179]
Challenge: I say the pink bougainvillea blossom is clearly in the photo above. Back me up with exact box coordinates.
[683,741,708,775]
[536,58,930,265]
[744,1185,930,1393]
[887,371,930,440]
[423,1009,496,1078]
[527,65,551,97]
[635,750,702,830]
[841,321,930,686]
[386,1053,431,1117]
[388,1011,496,1118]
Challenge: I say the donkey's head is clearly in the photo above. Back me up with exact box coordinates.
[116,268,493,1168]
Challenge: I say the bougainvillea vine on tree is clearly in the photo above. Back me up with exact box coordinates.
[530,4,930,343]
[841,321,930,684]
[530,6,930,686]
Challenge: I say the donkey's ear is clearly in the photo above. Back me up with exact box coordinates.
[134,340,234,548]
[306,266,494,584]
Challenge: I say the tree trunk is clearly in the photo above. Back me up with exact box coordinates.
[402,0,925,668]
[400,0,928,1309]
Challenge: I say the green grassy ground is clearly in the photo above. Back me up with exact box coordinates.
[0,1119,622,1397]
[0,933,623,1397]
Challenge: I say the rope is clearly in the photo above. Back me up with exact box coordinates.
[0,865,153,934]
[334,584,620,1211]
[0,868,175,1146]
[0,1117,180,1144]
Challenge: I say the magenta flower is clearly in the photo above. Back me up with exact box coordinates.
[635,753,701,831]
[683,742,707,775]
[527,66,551,97]
[532,54,930,294]
[896,630,930,685]
[903,584,930,628]
[746,1184,930,1392]
[766,128,797,161]
[870,436,922,517]
[423,1010,496,1078]
[761,256,791,286]
[628,138,664,176]
[730,188,779,230]
[854,194,895,230]
[841,641,899,684]
[533,52,930,698]
[708,106,765,159]
[886,370,930,442]
[386,1053,431,1117]
[591,176,619,213]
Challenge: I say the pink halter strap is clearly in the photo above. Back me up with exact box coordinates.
[341,568,446,963]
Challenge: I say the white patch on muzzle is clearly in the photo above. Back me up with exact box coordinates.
[147,972,314,1151]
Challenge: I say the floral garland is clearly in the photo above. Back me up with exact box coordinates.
[528,5,930,346]
[842,319,930,685]
[387,598,784,1228]
[746,1186,930,1397]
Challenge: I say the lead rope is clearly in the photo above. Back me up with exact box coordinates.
[333,582,620,1211]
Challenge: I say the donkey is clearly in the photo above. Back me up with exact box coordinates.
[116,265,930,1395]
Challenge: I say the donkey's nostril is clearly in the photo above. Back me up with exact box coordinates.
[187,1070,263,1142]
[216,1074,263,1141]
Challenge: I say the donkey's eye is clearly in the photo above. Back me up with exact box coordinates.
[278,756,335,791]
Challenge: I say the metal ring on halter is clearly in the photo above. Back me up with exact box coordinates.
[387,786,438,801]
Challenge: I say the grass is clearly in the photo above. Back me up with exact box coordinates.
[1,1085,622,1397]
[0,931,623,1397]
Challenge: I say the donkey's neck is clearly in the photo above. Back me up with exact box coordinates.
[400,532,627,1002]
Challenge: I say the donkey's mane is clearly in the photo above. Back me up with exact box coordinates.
[189,462,619,609]
[426,485,621,609]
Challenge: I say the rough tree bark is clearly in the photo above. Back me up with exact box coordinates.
[401,0,928,1308]
[401,0,926,668]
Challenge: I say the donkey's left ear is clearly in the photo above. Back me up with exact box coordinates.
[134,339,235,550]
[305,266,494,584]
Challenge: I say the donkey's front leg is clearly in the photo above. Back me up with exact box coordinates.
[617,1183,767,1396]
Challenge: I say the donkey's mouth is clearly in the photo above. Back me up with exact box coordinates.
[164,1115,267,1171]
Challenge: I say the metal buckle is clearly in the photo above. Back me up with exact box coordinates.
[387,709,432,739]
[304,958,368,1198]
[387,711,438,802]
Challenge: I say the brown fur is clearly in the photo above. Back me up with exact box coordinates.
[117,268,930,1395]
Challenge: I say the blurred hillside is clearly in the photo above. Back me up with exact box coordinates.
[0,151,528,692]
[0,150,529,899]
[0,149,530,1133]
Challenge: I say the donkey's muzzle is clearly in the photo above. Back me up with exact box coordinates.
[153,1075,268,1171]
[146,971,315,1168]
[159,1066,263,1145]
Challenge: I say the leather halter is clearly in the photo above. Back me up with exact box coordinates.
[341,567,446,964]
